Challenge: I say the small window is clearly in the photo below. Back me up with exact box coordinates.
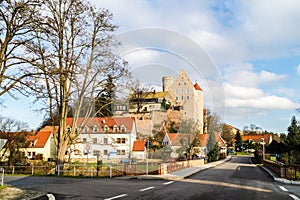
[93,150,100,156]
[104,125,109,132]
[93,126,98,133]
[176,97,178,101]
[104,138,108,144]
[121,125,126,132]
[84,127,88,134]
[187,96,190,100]
[31,141,35,147]
[104,150,108,155]
[181,96,184,100]
[28,152,31,157]
[83,138,87,143]
[93,138,97,144]
[181,89,184,93]
[117,150,126,155]
[113,125,118,132]
[32,152,36,157]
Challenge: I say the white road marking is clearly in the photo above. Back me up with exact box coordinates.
[47,194,56,200]
[104,194,128,200]
[289,194,300,200]
[139,186,155,191]
[163,181,174,185]
[278,186,288,192]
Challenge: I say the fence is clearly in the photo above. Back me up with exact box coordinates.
[1,162,161,177]
[0,168,4,187]
[264,160,300,180]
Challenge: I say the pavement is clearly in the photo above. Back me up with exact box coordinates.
[1,156,299,200]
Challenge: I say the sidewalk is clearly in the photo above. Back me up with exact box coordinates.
[138,156,232,180]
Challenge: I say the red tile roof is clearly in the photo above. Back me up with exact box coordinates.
[66,117,135,133]
[165,132,226,148]
[132,141,146,151]
[27,131,52,148]
[242,134,272,145]
[194,83,203,91]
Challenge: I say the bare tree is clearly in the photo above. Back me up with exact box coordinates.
[128,80,153,113]
[0,0,41,98]
[26,0,129,167]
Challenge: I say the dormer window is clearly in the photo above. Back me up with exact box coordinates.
[104,125,109,132]
[31,140,35,147]
[84,126,88,134]
[113,125,118,132]
[120,125,126,132]
[93,126,98,133]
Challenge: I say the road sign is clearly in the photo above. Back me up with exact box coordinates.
[0,139,7,150]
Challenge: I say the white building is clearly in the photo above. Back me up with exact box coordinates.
[66,117,137,162]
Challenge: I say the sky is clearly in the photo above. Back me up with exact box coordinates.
[1,0,300,133]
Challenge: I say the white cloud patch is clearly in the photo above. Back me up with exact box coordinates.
[224,83,299,110]
[224,63,286,87]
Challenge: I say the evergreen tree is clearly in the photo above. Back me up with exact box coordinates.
[286,116,300,152]
[95,75,115,117]
[235,130,243,151]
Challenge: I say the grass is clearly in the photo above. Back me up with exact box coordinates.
[0,185,7,190]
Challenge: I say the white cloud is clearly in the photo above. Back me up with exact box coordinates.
[224,83,299,110]
[224,63,286,87]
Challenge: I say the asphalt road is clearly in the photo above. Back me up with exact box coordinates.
[5,156,300,200]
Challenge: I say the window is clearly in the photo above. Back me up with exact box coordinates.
[83,138,87,143]
[181,89,184,93]
[93,150,100,156]
[176,89,178,94]
[84,126,88,134]
[104,150,108,155]
[176,96,178,101]
[104,125,109,132]
[104,138,108,144]
[93,138,97,144]
[187,96,190,100]
[93,126,98,133]
[113,125,118,132]
[32,152,36,157]
[120,125,126,132]
[117,150,126,155]
[187,88,189,93]
[28,152,31,157]
[181,96,184,100]
[31,141,35,147]
[116,138,126,144]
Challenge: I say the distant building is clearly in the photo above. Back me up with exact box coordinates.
[129,69,204,134]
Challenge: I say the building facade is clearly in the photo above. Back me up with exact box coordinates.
[66,117,137,162]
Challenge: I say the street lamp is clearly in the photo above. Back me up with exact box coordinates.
[261,138,265,160]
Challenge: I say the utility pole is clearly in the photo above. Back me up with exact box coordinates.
[261,138,265,160]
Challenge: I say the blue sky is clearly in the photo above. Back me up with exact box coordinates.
[1,0,300,133]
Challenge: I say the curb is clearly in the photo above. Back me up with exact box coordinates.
[260,166,300,186]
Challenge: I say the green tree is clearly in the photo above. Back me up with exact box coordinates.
[286,116,300,151]
[95,74,115,117]
[235,130,243,151]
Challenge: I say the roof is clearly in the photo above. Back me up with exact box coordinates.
[66,117,135,133]
[242,134,272,145]
[194,83,203,91]
[132,141,146,151]
[163,132,226,148]
[143,91,168,99]
[27,131,52,148]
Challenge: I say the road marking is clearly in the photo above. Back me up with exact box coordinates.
[278,186,288,192]
[289,194,300,200]
[139,187,155,191]
[104,194,128,200]
[163,181,174,185]
[47,194,56,200]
